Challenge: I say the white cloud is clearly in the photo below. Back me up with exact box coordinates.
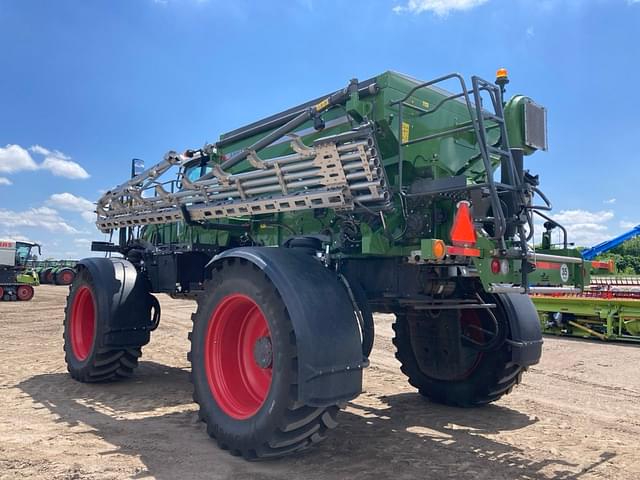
[0,144,90,180]
[543,209,615,247]
[628,0,640,5]
[0,144,39,173]
[48,192,94,211]
[619,220,638,229]
[0,206,79,234]
[552,209,614,225]
[393,0,489,16]
[0,177,12,186]
[29,145,51,156]
[603,198,616,204]
[37,148,90,179]
[48,192,96,223]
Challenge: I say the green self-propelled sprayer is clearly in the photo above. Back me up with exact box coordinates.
[64,69,588,459]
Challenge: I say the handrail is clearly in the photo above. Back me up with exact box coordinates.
[390,73,507,242]
[534,210,568,250]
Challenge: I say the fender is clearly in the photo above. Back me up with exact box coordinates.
[208,247,365,407]
[77,257,155,348]
[497,292,543,367]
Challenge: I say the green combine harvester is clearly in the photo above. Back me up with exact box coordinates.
[63,69,589,459]
[0,240,40,301]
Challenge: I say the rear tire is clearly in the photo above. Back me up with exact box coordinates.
[393,296,524,407]
[55,268,76,286]
[63,268,142,382]
[189,258,339,459]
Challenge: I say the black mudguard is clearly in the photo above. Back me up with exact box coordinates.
[497,293,543,366]
[77,257,156,348]
[209,247,365,407]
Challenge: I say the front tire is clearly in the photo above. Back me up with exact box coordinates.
[189,258,339,459]
[393,296,524,407]
[41,268,53,284]
[63,268,142,382]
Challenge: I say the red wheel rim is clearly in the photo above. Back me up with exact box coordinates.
[46,271,54,283]
[205,294,273,420]
[61,271,74,285]
[70,286,96,361]
[16,285,34,301]
[0,286,4,298]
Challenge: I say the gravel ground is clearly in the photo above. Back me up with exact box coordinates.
[1,285,639,479]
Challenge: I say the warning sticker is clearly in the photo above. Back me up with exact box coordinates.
[401,122,410,144]
[315,98,330,111]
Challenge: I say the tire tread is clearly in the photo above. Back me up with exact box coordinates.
[63,268,145,383]
[188,260,342,460]
[393,312,525,407]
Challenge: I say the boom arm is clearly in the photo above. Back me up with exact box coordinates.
[581,225,640,260]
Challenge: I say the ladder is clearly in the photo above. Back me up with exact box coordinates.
[392,73,527,245]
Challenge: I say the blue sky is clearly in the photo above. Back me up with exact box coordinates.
[1,0,639,258]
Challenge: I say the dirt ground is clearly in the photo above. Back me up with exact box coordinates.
[2,286,640,480]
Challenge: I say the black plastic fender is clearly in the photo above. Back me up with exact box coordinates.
[496,292,543,366]
[76,257,156,348]
[208,247,365,407]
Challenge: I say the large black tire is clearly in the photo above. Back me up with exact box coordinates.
[55,267,76,286]
[393,299,524,407]
[189,258,339,459]
[63,268,142,382]
[41,267,54,284]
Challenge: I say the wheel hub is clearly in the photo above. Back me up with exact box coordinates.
[70,286,96,360]
[410,309,484,381]
[253,336,273,369]
[205,294,273,420]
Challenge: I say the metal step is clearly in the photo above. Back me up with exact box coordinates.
[482,113,505,123]
[487,146,511,157]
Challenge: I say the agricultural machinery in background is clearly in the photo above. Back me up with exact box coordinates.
[533,223,640,342]
[0,240,40,301]
[34,260,78,286]
[63,69,590,459]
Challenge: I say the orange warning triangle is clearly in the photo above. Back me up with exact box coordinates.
[450,202,477,247]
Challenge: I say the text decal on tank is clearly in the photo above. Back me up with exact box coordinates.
[402,122,410,143]
[315,98,330,111]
